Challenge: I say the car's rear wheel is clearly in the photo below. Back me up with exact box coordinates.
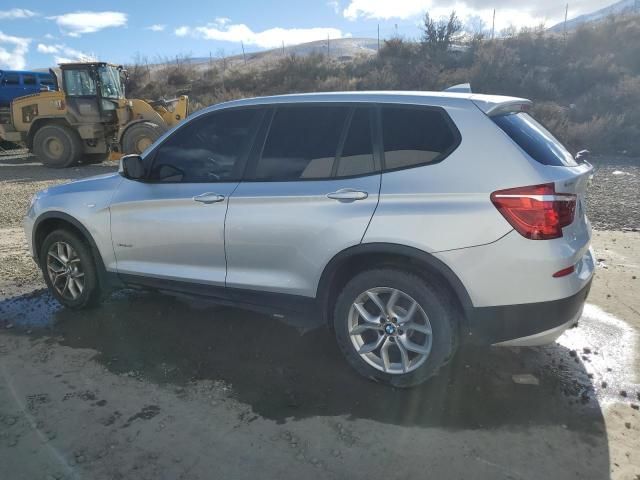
[333,269,458,387]
[40,229,101,309]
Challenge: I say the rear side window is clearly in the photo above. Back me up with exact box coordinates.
[2,74,19,86]
[255,106,348,180]
[493,112,577,167]
[23,74,36,86]
[381,106,458,170]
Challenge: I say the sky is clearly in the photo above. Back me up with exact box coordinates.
[0,0,617,70]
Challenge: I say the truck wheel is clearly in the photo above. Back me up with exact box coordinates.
[121,122,166,155]
[33,124,83,168]
[333,269,459,388]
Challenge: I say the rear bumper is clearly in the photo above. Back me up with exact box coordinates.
[464,278,592,346]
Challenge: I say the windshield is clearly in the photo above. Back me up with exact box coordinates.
[98,65,124,99]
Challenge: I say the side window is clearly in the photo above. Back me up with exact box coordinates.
[381,106,458,170]
[2,74,19,86]
[336,108,375,177]
[23,74,36,86]
[40,75,56,87]
[254,106,348,180]
[149,108,261,183]
[63,70,96,96]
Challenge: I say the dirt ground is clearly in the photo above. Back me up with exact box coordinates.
[0,152,639,480]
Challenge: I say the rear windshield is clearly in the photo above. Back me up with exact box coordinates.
[493,112,577,167]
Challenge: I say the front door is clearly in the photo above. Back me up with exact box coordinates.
[110,107,264,286]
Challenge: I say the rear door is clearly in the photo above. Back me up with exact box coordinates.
[225,104,381,297]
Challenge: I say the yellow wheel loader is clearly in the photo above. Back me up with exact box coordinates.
[0,62,188,168]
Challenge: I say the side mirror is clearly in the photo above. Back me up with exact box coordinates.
[40,85,51,92]
[120,154,146,180]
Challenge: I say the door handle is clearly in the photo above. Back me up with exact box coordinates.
[326,189,368,201]
[193,192,225,204]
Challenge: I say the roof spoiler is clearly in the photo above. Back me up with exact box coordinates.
[443,83,472,93]
[473,98,533,116]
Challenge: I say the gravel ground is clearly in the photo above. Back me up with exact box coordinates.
[587,156,640,231]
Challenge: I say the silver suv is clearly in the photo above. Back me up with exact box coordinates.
[24,92,595,387]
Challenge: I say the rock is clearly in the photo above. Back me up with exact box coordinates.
[601,381,608,389]
[631,404,639,411]
[569,350,577,357]
[620,390,628,398]
[625,422,631,429]
[512,374,540,386]
[583,347,592,354]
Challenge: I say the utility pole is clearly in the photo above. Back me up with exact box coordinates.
[327,33,330,57]
[564,3,569,39]
[241,41,246,64]
[377,24,380,51]
[491,9,496,40]
[209,51,212,70]
[282,41,285,56]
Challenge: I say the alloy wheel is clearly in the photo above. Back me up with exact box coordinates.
[46,241,85,301]
[348,287,433,374]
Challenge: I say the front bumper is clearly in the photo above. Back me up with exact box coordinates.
[464,278,592,346]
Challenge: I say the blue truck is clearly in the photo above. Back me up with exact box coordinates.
[0,70,57,108]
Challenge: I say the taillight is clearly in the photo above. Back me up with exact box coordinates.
[491,183,576,240]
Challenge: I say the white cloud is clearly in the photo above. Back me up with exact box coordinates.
[0,8,37,20]
[47,11,127,37]
[177,20,346,49]
[37,43,97,63]
[327,0,341,14]
[44,33,56,40]
[175,26,190,37]
[343,0,427,20]
[214,17,231,26]
[341,0,613,27]
[146,24,166,32]
[37,43,61,54]
[0,31,31,70]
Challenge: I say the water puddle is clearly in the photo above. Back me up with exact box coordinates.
[0,289,638,428]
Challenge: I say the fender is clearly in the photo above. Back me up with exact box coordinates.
[316,242,474,323]
[32,211,122,290]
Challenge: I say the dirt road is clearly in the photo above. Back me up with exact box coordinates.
[0,153,639,479]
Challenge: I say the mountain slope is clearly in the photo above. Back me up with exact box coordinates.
[550,0,638,31]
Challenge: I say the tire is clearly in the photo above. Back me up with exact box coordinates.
[32,124,83,168]
[40,229,102,309]
[121,122,166,155]
[82,152,110,164]
[333,269,459,388]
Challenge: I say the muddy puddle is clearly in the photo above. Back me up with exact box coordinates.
[1,288,638,431]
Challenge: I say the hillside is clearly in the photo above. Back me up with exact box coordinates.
[549,0,638,31]
[129,13,640,156]
[182,37,378,72]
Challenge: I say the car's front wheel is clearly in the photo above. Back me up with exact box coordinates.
[40,229,101,309]
[333,269,458,387]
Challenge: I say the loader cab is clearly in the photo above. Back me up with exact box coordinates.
[59,62,124,125]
